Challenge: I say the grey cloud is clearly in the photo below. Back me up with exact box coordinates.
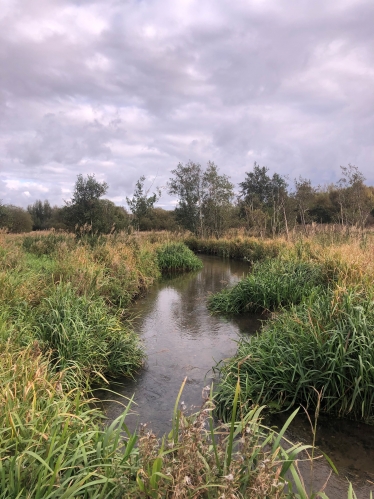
[0,0,373,208]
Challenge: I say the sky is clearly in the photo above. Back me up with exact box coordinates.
[0,0,373,209]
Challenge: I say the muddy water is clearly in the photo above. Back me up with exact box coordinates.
[100,255,374,499]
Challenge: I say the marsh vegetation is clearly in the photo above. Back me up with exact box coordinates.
[1,229,373,497]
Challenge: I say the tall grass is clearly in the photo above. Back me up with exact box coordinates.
[185,235,285,261]
[0,344,330,498]
[34,283,144,384]
[156,241,203,272]
[0,344,140,498]
[214,286,374,424]
[209,258,328,314]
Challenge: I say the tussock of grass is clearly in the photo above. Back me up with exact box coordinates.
[34,284,144,384]
[215,286,374,423]
[209,259,327,314]
[156,242,203,272]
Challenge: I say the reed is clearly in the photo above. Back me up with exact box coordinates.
[209,258,327,314]
[156,241,203,272]
[214,286,374,424]
[33,283,145,385]
[185,235,285,261]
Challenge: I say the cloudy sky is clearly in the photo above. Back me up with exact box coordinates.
[1,0,373,209]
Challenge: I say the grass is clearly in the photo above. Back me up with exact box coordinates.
[214,286,374,423]
[207,231,374,431]
[156,241,203,272]
[0,230,368,498]
[208,258,328,314]
[33,283,145,385]
[185,234,285,262]
[0,344,140,498]
[0,345,327,498]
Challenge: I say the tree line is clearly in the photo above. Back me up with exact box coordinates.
[1,162,374,236]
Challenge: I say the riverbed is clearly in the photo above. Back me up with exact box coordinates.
[100,254,374,498]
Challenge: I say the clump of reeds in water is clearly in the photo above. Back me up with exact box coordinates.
[209,258,327,314]
[214,286,374,424]
[156,241,203,272]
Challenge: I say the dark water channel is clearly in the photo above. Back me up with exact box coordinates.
[100,255,374,498]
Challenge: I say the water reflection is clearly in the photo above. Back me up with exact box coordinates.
[100,255,261,434]
[99,254,374,498]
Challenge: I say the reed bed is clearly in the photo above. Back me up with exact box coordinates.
[208,258,327,314]
[0,346,323,498]
[0,231,366,498]
[208,231,374,431]
[185,235,285,262]
[215,286,374,423]
[33,283,144,385]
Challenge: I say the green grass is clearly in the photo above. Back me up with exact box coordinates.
[185,235,284,261]
[214,286,374,424]
[0,345,140,499]
[0,345,328,498]
[33,283,144,385]
[209,258,327,314]
[156,242,203,272]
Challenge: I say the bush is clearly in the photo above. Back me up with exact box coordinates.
[0,205,33,233]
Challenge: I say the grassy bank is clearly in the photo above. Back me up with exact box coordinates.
[0,231,362,497]
[207,232,374,428]
[185,234,285,262]
[0,343,322,498]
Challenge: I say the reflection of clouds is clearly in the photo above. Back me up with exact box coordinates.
[101,256,259,435]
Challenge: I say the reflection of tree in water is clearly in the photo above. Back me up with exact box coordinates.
[166,256,253,339]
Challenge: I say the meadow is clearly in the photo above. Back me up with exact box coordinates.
[0,229,369,498]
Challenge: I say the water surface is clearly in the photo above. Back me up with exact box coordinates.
[100,254,374,498]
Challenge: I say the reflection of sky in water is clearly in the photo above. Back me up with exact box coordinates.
[98,254,374,499]
[100,255,260,434]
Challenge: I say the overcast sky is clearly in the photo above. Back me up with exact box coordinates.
[1,0,373,209]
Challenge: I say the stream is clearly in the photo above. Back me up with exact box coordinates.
[99,255,374,498]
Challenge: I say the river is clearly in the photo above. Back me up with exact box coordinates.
[100,254,374,498]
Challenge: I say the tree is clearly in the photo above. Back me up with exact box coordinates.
[0,205,33,233]
[201,162,234,238]
[293,177,316,233]
[64,174,109,232]
[336,164,373,228]
[168,161,203,234]
[63,174,128,233]
[126,176,161,231]
[27,199,53,230]
[239,163,289,236]
[139,208,178,231]
[168,161,234,236]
